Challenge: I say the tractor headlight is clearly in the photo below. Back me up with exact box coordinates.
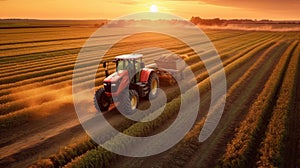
[111,79,121,92]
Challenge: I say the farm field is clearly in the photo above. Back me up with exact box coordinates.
[0,25,300,168]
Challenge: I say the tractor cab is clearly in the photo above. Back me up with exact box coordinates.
[115,54,145,83]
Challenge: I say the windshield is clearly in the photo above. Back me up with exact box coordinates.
[116,60,134,71]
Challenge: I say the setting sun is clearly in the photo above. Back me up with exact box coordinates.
[150,4,158,13]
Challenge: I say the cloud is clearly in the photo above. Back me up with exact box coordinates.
[204,0,299,9]
[117,0,141,5]
[166,0,300,11]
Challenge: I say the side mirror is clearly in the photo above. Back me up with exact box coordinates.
[103,62,106,68]
[141,62,145,68]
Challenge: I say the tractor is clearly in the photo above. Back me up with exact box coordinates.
[94,54,159,114]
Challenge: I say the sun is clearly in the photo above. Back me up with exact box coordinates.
[150,4,158,13]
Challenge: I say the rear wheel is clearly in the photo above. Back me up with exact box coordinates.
[94,88,110,112]
[147,73,159,99]
[119,90,139,115]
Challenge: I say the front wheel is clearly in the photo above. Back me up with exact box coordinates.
[118,90,139,115]
[94,88,110,112]
[147,73,159,99]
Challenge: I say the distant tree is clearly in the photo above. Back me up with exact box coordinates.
[190,16,202,25]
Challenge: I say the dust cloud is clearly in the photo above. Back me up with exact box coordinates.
[10,83,75,117]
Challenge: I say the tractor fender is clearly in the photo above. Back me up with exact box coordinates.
[140,68,154,83]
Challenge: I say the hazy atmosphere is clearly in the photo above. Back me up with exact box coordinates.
[0,0,299,20]
[1,1,300,168]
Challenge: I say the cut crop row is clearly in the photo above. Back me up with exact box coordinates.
[0,54,117,94]
[0,39,86,57]
[0,27,96,45]
[0,50,107,83]
[0,51,114,85]
[0,37,86,52]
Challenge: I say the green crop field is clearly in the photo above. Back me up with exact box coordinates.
[0,23,299,168]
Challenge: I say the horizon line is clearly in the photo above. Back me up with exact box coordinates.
[1,17,300,22]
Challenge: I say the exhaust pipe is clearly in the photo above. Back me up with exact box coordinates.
[103,62,109,77]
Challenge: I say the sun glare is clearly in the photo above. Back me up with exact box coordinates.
[150,5,158,13]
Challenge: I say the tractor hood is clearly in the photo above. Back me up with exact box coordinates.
[104,70,128,83]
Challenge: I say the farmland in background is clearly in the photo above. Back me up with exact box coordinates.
[0,21,299,168]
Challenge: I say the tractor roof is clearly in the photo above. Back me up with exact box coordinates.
[115,53,143,60]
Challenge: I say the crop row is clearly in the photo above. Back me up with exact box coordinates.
[0,51,104,85]
[0,52,123,93]
[0,47,81,66]
[0,50,116,86]
[0,39,86,57]
[0,49,166,104]
[1,34,172,58]
[201,30,246,40]
[0,27,97,45]
[0,37,87,51]
[29,75,194,167]
[0,54,76,78]
[0,55,77,79]
[61,37,277,168]
[0,33,279,127]
[187,41,290,167]
[0,50,187,123]
[0,30,270,69]
[0,51,187,125]
[220,41,297,167]
[0,33,283,131]
[131,40,285,168]
[0,38,264,115]
[0,52,76,72]
[0,32,182,63]
[212,31,274,52]
[0,65,93,98]
[28,35,278,168]
[0,47,93,73]
[1,31,277,85]
[185,33,281,84]
[0,72,106,115]
[62,85,199,168]
[2,33,262,109]
[218,33,283,57]
[193,39,277,87]
[186,31,275,66]
[256,42,299,167]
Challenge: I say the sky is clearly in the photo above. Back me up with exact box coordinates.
[0,0,299,20]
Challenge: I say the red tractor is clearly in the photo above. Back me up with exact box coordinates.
[94,54,159,114]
